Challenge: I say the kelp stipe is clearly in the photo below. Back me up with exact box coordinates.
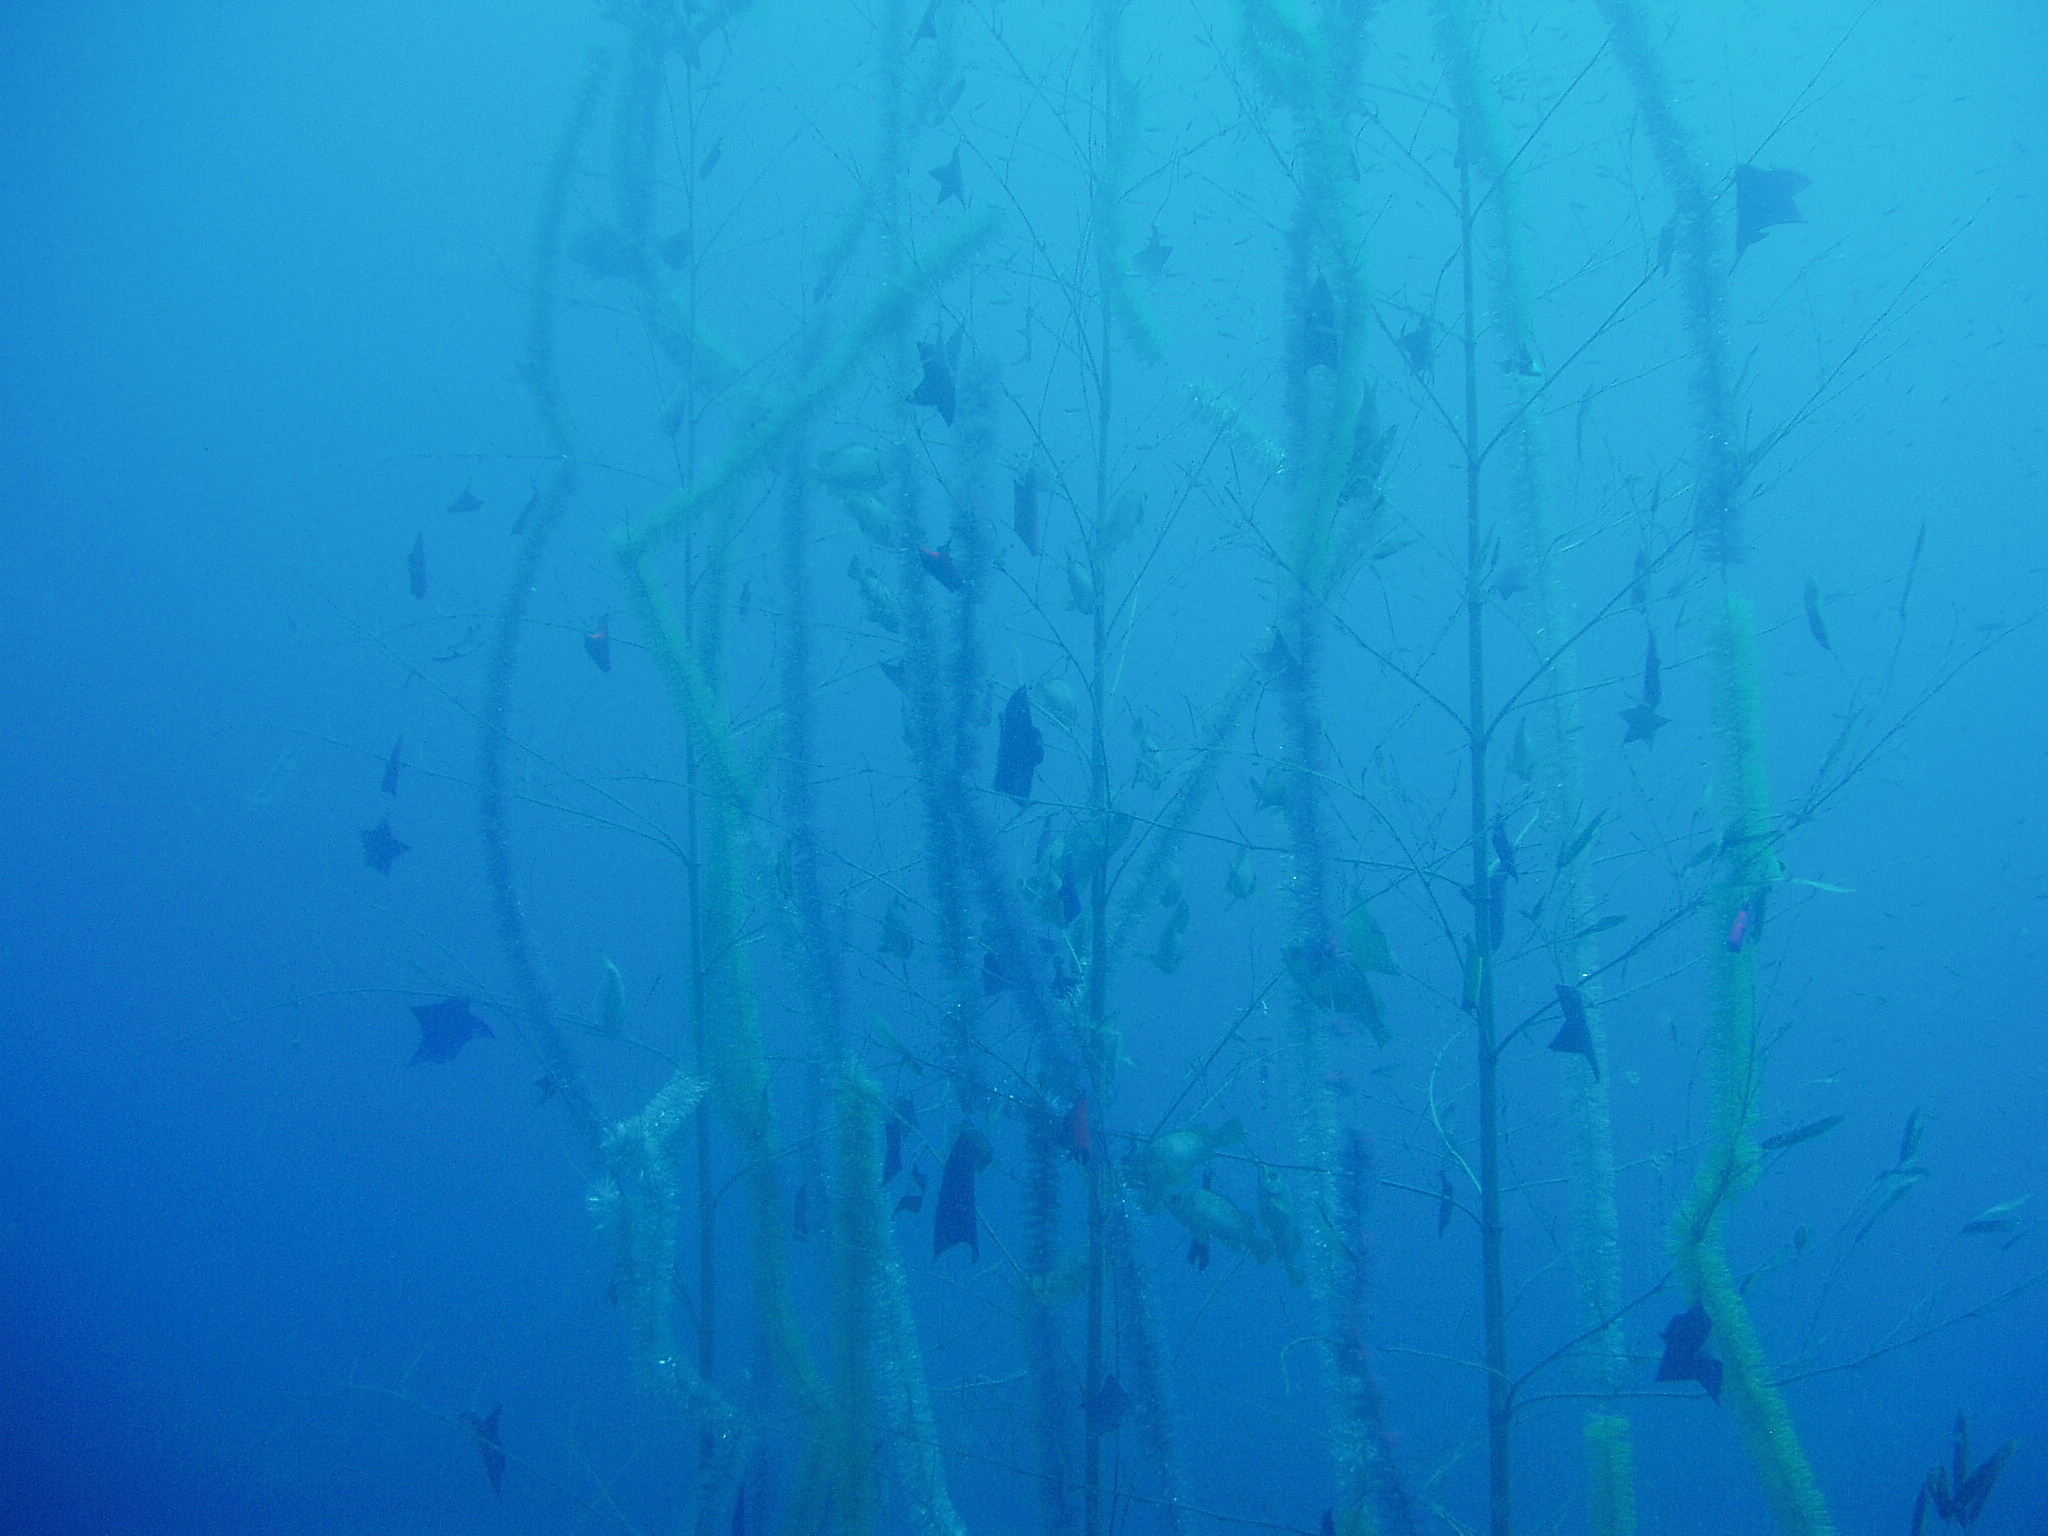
[1248,3,1418,1533]
[1595,4,1834,1531]
[1430,4,1636,1529]
[593,1076,747,1530]
[478,56,610,1163]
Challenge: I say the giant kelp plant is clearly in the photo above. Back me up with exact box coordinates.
[363,2,2036,1535]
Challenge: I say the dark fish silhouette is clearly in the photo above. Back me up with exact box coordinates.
[1490,817,1518,880]
[1621,630,1667,744]
[461,1406,505,1496]
[657,228,693,269]
[908,341,956,424]
[407,534,428,599]
[1919,1413,2014,1529]
[584,617,612,673]
[1131,229,1171,279]
[1734,164,1810,255]
[1759,1114,1844,1153]
[883,1095,917,1184]
[934,1125,992,1261]
[380,737,403,796]
[929,145,964,205]
[918,544,964,591]
[699,139,724,178]
[446,487,483,515]
[1060,1092,1092,1164]
[512,489,539,535]
[412,997,492,1064]
[896,1164,928,1215]
[915,0,939,42]
[1548,983,1599,1077]
[1013,463,1041,555]
[994,686,1045,802]
[1084,1373,1132,1436]
[1654,1301,1723,1401]
[1802,577,1831,651]
[361,817,409,874]
[1619,701,1668,746]
[1396,316,1434,377]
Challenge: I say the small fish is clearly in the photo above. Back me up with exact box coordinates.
[1164,1182,1272,1265]
[1084,1373,1132,1436]
[1548,983,1599,1078]
[1620,701,1669,746]
[1061,1093,1092,1164]
[411,997,492,1064]
[918,544,965,591]
[1257,1164,1304,1283]
[380,736,403,796]
[1490,818,1518,880]
[1630,547,1651,610]
[1131,229,1171,279]
[1013,462,1041,555]
[596,957,628,1038]
[1129,1120,1244,1202]
[584,617,612,673]
[360,817,409,874]
[1396,316,1434,377]
[1758,1114,1844,1152]
[512,489,539,534]
[656,227,693,268]
[883,1096,917,1184]
[407,533,428,599]
[929,145,964,205]
[908,340,957,424]
[1654,1301,1723,1401]
[934,1125,992,1261]
[461,1406,506,1496]
[1558,811,1605,869]
[994,686,1045,802]
[698,138,724,178]
[1802,577,1831,651]
[1641,631,1664,709]
[1898,1107,1925,1166]
[1508,719,1534,782]
[1734,164,1810,256]
[914,0,940,41]
[1959,1195,2030,1236]
[446,487,483,515]
[1726,906,1754,953]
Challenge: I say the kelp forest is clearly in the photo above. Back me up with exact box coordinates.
[342,3,2039,1535]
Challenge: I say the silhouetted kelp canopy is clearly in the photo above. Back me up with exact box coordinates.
[354,3,2037,1535]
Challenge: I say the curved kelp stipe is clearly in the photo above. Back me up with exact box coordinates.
[1597,3,1835,1531]
[1252,4,1421,1534]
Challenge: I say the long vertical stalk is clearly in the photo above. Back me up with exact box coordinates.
[1454,144,1516,1536]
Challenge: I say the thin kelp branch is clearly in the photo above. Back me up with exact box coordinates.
[1247,4,1417,1535]
[478,56,610,1163]
[1594,4,1834,1532]
[1447,119,1517,1536]
[1430,6,1635,1531]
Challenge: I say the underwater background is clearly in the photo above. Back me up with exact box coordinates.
[2,2,2044,1534]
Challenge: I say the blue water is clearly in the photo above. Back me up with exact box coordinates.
[3,3,2043,1534]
